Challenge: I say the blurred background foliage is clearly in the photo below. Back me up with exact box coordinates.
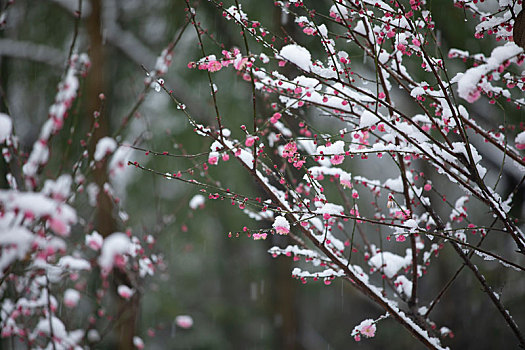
[0,0,524,349]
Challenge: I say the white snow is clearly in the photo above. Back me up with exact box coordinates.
[23,54,89,190]
[117,285,135,299]
[0,190,77,228]
[189,194,205,209]
[154,49,172,75]
[315,202,344,216]
[94,137,117,161]
[269,245,323,261]
[22,140,50,180]
[454,42,522,102]
[86,183,99,207]
[42,175,72,201]
[88,330,101,342]
[0,113,12,143]
[86,231,103,251]
[316,140,345,156]
[383,176,404,192]
[98,232,131,274]
[516,130,525,145]
[108,145,132,180]
[273,215,290,233]
[395,275,413,296]
[64,289,80,307]
[33,316,84,348]
[138,256,154,277]
[279,44,312,72]
[360,110,381,128]
[369,252,407,278]
[175,315,194,329]
[292,267,345,279]
[0,227,34,277]
[404,219,419,232]
[133,336,144,349]
[58,256,91,270]
[224,4,248,21]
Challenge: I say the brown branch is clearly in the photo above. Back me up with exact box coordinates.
[420,201,525,347]
[237,159,445,349]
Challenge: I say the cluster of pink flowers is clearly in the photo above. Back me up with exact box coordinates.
[187,48,249,73]
[282,142,297,158]
[281,141,305,169]
[270,112,282,124]
[252,232,268,240]
[466,88,481,103]
[396,234,407,242]
[394,209,411,220]
[353,130,370,149]
[303,27,316,36]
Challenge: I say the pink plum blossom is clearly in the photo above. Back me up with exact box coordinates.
[293,159,305,169]
[245,136,256,147]
[208,155,218,165]
[282,142,297,158]
[49,217,69,236]
[270,112,282,123]
[234,57,248,71]
[330,154,344,165]
[466,89,481,103]
[353,319,377,341]
[303,27,315,35]
[207,60,223,72]
[360,323,376,338]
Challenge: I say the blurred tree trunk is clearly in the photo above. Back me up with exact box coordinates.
[0,55,8,190]
[87,0,113,237]
[268,6,303,349]
[271,245,303,350]
[86,1,139,349]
